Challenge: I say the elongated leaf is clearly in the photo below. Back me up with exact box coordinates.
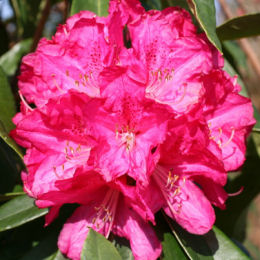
[222,41,247,71]
[70,0,109,16]
[0,192,25,202]
[189,0,222,52]
[0,195,48,232]
[0,38,32,76]
[162,232,188,259]
[170,221,214,260]
[0,67,24,159]
[168,218,250,260]
[208,226,250,260]
[217,13,260,41]
[81,229,122,260]
[0,66,16,133]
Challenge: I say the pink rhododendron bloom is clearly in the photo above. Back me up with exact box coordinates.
[11,0,256,259]
[36,170,161,260]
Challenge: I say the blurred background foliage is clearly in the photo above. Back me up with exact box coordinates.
[0,0,260,259]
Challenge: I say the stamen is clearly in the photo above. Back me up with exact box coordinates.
[170,83,187,105]
[221,128,235,148]
[91,189,119,238]
[63,26,68,36]
[153,166,184,216]
[53,166,61,178]
[51,74,63,92]
[18,91,33,111]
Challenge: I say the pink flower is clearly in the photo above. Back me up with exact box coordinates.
[202,69,255,171]
[18,6,126,107]
[11,0,256,259]
[33,169,161,260]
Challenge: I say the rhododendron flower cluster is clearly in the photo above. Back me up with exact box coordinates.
[11,0,255,259]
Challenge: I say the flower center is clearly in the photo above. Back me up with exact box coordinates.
[153,165,185,215]
[91,189,120,238]
[208,123,235,148]
[116,125,136,151]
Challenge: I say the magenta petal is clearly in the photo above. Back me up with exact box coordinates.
[58,206,91,260]
[113,200,162,260]
[165,180,215,234]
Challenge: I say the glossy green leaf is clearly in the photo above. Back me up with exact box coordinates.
[115,244,134,260]
[170,221,214,260]
[168,219,250,260]
[162,232,188,259]
[0,66,24,159]
[70,0,109,16]
[0,192,25,202]
[222,41,247,71]
[0,195,48,232]
[217,13,260,41]
[81,229,122,260]
[0,38,32,76]
[209,226,250,260]
[189,0,222,53]
[0,66,16,133]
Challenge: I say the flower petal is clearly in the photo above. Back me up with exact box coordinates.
[113,199,162,260]
[164,180,215,234]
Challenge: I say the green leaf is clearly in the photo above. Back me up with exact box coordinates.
[162,232,188,259]
[0,195,48,232]
[254,109,260,130]
[208,226,250,260]
[0,66,24,159]
[0,192,25,202]
[70,0,109,16]
[0,66,16,133]
[116,245,134,260]
[222,41,247,71]
[168,218,250,260]
[217,13,260,41]
[113,237,134,260]
[189,0,222,53]
[170,221,214,260]
[81,229,122,260]
[0,38,32,76]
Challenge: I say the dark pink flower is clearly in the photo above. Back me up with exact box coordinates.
[11,0,256,259]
